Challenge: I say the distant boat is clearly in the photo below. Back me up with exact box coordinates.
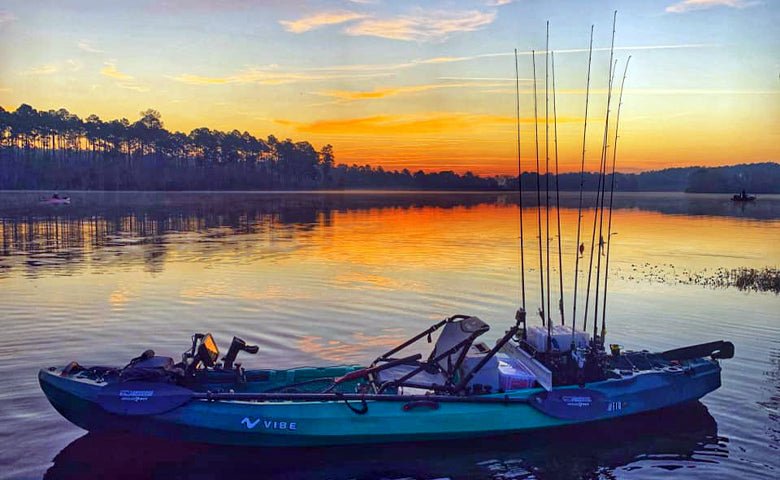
[732,191,756,202]
[40,194,71,205]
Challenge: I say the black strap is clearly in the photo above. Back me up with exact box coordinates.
[336,393,368,415]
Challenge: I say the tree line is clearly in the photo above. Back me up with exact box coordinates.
[1,104,777,192]
[0,104,497,190]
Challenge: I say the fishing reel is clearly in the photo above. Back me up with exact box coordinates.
[222,336,259,369]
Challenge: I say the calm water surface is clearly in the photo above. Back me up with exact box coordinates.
[0,191,778,479]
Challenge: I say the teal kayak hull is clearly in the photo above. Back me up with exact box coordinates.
[39,358,722,447]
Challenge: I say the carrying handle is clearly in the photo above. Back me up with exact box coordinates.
[336,393,368,415]
[402,400,439,411]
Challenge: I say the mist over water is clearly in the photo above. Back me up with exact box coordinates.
[0,191,778,479]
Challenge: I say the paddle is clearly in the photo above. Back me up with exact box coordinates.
[96,380,612,421]
[323,353,423,392]
[661,340,735,362]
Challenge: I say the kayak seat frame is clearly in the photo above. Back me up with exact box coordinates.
[371,315,494,394]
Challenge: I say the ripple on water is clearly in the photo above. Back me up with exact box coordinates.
[0,192,779,479]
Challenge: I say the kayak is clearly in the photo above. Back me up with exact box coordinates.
[39,316,733,447]
[731,194,756,202]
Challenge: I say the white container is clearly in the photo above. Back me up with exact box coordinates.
[526,324,590,353]
[496,353,537,390]
[461,345,500,391]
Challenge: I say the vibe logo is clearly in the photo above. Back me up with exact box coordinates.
[241,417,297,430]
[241,418,261,429]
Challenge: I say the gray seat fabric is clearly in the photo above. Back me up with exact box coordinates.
[374,363,448,389]
[430,316,489,372]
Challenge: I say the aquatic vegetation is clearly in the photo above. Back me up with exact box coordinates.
[724,267,780,294]
[617,264,780,294]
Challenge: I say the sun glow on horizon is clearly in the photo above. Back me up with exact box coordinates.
[0,0,777,176]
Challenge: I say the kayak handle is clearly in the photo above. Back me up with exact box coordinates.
[336,393,368,415]
[403,400,439,412]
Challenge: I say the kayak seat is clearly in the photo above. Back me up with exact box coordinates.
[371,315,490,394]
[374,363,448,390]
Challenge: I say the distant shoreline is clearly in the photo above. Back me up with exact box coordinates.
[3,189,780,195]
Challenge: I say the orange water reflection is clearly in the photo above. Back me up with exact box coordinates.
[1,192,777,363]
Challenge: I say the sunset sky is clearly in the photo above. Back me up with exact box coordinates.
[0,0,778,175]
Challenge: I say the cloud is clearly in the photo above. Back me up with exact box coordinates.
[344,9,496,42]
[77,40,103,53]
[304,43,712,76]
[171,42,714,89]
[280,10,367,33]
[486,0,514,5]
[21,64,59,75]
[169,67,391,86]
[100,61,134,81]
[117,83,150,92]
[0,10,16,26]
[65,59,82,72]
[317,81,511,101]
[276,112,580,136]
[100,62,149,92]
[665,0,759,13]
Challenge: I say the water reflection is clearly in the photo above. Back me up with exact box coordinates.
[760,346,780,448]
[2,192,778,279]
[44,403,723,480]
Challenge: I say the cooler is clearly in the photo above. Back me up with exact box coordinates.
[496,353,537,390]
[526,324,591,353]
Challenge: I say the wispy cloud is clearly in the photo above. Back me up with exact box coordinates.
[276,112,580,136]
[486,0,514,5]
[100,62,148,92]
[280,10,367,33]
[21,64,59,76]
[100,62,133,81]
[665,0,759,13]
[117,83,149,92]
[344,9,496,42]
[317,81,512,101]
[0,10,16,27]
[77,40,103,54]
[20,59,83,76]
[169,67,391,86]
[65,59,82,72]
[302,43,712,76]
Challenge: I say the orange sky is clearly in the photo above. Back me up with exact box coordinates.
[1,1,778,175]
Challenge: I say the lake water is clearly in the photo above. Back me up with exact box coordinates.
[0,191,778,480]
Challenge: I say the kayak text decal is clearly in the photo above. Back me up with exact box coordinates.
[118,390,154,402]
[560,395,593,408]
[241,417,297,431]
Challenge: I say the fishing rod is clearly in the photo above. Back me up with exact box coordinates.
[571,25,593,348]
[582,11,617,337]
[551,51,565,326]
[515,48,526,312]
[591,58,617,344]
[531,50,546,328]
[592,13,620,341]
[600,56,631,342]
[545,22,552,345]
